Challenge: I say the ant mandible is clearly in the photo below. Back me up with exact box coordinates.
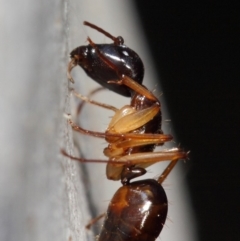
[64,21,186,181]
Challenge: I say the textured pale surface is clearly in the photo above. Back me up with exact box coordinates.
[0,0,197,241]
[0,1,90,241]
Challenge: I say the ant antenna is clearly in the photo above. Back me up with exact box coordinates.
[84,21,124,45]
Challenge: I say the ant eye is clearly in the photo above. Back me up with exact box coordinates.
[116,36,124,45]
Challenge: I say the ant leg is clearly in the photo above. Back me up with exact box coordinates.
[62,146,186,181]
[157,160,178,184]
[61,149,127,166]
[67,58,76,83]
[104,136,172,159]
[68,118,172,142]
[157,151,189,184]
[84,21,123,45]
[67,119,107,139]
[85,213,105,229]
[116,148,187,166]
[108,75,158,101]
[72,88,118,114]
[106,148,187,181]
[76,87,105,116]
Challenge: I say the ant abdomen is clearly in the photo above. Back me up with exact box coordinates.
[99,179,167,241]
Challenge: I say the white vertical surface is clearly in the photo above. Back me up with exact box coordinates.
[0,1,90,241]
[0,0,197,241]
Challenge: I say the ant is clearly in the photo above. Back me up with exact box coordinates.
[65,21,186,181]
[62,21,188,240]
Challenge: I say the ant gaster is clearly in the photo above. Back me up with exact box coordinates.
[97,164,171,241]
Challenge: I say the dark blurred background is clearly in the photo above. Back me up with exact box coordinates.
[133,2,239,241]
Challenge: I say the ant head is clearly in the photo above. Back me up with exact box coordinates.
[68,21,144,97]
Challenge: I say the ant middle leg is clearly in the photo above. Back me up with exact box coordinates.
[67,118,172,143]
[106,148,187,181]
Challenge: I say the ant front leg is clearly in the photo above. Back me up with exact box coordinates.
[75,87,105,116]
[108,75,158,102]
[72,88,118,115]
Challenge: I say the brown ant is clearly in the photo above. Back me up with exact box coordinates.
[64,21,186,181]
[62,21,188,240]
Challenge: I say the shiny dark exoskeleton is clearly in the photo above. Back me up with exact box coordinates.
[68,22,144,97]
[70,44,144,97]
[63,21,188,241]
[98,166,168,241]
